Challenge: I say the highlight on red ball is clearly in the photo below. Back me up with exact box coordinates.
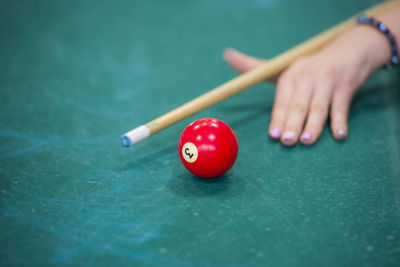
[178,118,238,178]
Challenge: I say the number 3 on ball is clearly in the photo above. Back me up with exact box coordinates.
[182,142,198,163]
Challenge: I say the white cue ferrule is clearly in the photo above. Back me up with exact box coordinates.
[121,125,150,147]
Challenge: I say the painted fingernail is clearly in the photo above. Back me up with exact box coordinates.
[270,127,281,138]
[301,132,313,142]
[282,132,295,141]
[337,129,346,138]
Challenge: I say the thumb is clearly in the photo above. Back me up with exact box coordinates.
[223,48,266,73]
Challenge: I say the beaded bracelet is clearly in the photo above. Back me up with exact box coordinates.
[357,15,399,68]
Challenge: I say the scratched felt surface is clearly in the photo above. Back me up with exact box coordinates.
[1,0,400,266]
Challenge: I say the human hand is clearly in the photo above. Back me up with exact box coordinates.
[223,26,391,146]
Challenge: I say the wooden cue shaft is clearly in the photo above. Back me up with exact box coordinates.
[122,0,399,147]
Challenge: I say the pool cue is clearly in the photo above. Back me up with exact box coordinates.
[121,0,399,147]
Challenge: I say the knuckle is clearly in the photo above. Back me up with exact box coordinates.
[337,79,353,90]
[270,119,283,127]
[331,100,350,113]
[286,63,308,79]
[330,112,347,124]
[292,68,310,80]
[271,104,287,118]
[292,58,311,69]
[277,74,292,88]
[272,103,288,112]
[290,102,307,114]
[319,66,337,80]
[310,103,328,115]
[306,123,324,132]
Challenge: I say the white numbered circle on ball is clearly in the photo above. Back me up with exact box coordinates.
[182,142,198,163]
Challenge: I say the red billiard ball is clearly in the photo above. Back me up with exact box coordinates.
[178,118,238,178]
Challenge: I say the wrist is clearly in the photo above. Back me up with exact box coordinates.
[357,15,399,69]
[354,25,392,71]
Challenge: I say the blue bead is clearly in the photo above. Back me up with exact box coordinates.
[360,16,367,23]
[392,56,399,64]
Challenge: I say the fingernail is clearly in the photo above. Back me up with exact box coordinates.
[301,132,313,142]
[337,129,346,138]
[223,47,236,60]
[270,127,281,138]
[282,131,295,141]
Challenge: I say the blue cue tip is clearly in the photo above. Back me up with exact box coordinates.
[121,136,131,147]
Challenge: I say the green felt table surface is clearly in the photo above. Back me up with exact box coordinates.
[1,0,400,266]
